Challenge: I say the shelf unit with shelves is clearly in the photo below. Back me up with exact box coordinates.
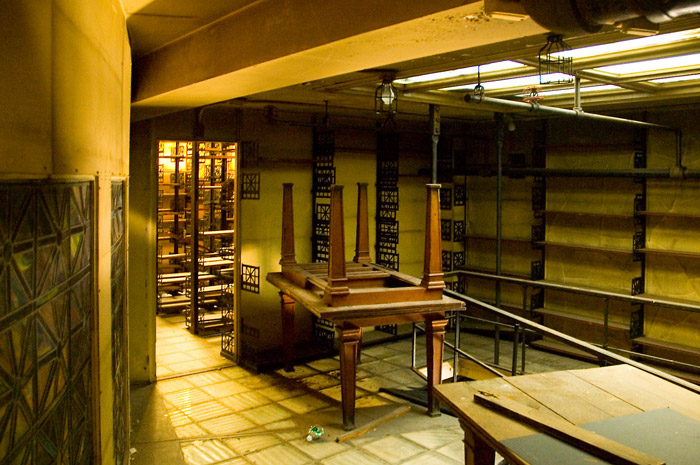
[156,140,237,339]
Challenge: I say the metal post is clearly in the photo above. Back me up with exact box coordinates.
[603,297,610,350]
[190,143,200,334]
[512,324,519,376]
[453,312,461,382]
[494,113,505,364]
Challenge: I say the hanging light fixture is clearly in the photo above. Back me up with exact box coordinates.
[538,34,574,85]
[375,78,398,115]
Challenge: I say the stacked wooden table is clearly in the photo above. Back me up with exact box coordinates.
[267,183,465,430]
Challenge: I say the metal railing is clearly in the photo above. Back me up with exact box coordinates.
[409,271,700,394]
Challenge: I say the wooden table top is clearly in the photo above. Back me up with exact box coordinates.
[266,270,464,323]
[434,364,700,465]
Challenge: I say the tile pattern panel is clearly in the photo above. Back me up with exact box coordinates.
[112,180,129,465]
[0,181,94,465]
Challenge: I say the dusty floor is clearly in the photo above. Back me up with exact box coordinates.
[130,314,593,465]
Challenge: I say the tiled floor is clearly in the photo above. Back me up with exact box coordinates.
[131,315,594,465]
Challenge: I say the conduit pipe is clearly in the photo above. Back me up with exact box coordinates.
[464,94,686,177]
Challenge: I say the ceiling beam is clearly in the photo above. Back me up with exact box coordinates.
[131,0,547,116]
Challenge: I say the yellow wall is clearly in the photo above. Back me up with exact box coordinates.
[0,1,131,463]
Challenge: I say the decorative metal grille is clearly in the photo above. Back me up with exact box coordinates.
[312,129,335,263]
[453,251,465,268]
[442,250,452,272]
[241,264,260,293]
[453,221,465,242]
[441,219,452,241]
[531,260,544,280]
[454,184,466,206]
[0,181,94,465]
[376,132,399,271]
[241,173,260,200]
[440,188,452,210]
[313,317,335,347]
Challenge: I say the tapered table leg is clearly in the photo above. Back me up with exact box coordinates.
[280,292,295,372]
[337,323,362,430]
[425,317,448,416]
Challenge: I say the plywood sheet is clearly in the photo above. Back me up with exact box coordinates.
[501,408,700,465]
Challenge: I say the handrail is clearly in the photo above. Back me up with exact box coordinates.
[450,269,700,314]
[443,288,700,395]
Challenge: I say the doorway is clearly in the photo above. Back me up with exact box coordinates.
[155,140,239,378]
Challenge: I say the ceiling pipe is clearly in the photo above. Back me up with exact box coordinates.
[464,93,686,177]
[521,0,700,35]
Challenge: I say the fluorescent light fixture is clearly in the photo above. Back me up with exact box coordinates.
[595,53,700,76]
[395,61,526,85]
[556,28,700,60]
[516,84,621,97]
[651,74,700,83]
[443,73,571,91]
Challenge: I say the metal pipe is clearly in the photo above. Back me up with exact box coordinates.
[503,167,672,178]
[464,94,674,132]
[457,269,700,313]
[573,76,582,112]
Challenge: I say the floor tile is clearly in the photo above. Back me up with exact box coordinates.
[186,371,232,387]
[401,427,463,449]
[320,449,390,465]
[167,408,195,427]
[289,437,351,460]
[219,391,271,412]
[180,400,230,422]
[198,413,257,435]
[159,352,196,365]
[356,375,400,392]
[318,385,370,402]
[275,365,320,379]
[239,403,293,425]
[362,436,426,464]
[164,388,214,409]
[157,366,176,377]
[216,458,251,465]
[245,443,313,465]
[278,393,331,414]
[200,380,249,398]
[157,378,195,394]
[355,395,393,409]
[174,423,208,439]
[258,383,309,401]
[400,451,461,465]
[168,359,209,373]
[236,373,282,389]
[224,434,282,455]
[299,374,341,391]
[361,345,401,359]
[382,368,424,388]
[306,358,340,372]
[181,439,238,465]
[436,440,465,462]
[220,365,254,380]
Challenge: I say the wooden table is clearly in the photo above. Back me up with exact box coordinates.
[267,182,465,430]
[267,265,464,430]
[434,364,700,465]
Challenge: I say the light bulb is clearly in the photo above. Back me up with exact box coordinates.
[380,82,396,105]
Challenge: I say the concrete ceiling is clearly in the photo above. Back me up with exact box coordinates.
[125,0,700,122]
